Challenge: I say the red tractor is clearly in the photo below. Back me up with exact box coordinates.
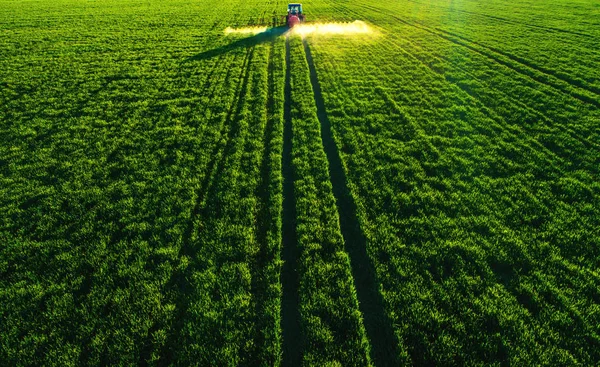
[285,3,305,27]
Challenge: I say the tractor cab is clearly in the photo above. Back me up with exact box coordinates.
[286,3,305,27]
[288,3,303,15]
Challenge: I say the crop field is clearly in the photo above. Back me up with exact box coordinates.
[1,0,599,365]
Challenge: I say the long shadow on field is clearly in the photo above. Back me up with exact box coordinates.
[187,26,288,61]
[244,39,284,366]
[157,48,255,366]
[137,53,232,367]
[281,36,303,367]
[302,39,402,366]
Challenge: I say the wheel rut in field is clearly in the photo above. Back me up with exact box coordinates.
[281,35,303,367]
[302,39,401,366]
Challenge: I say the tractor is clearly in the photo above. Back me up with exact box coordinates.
[285,3,305,27]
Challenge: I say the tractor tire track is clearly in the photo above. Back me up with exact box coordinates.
[433,26,600,94]
[450,9,595,39]
[302,38,401,367]
[184,45,254,253]
[281,35,303,367]
[356,3,600,108]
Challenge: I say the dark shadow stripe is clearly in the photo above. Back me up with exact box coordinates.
[302,38,401,367]
[281,36,303,367]
[245,40,280,366]
[158,47,254,366]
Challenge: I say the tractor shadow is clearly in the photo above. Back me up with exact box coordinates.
[187,26,289,61]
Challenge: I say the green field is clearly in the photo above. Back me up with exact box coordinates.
[1,0,599,365]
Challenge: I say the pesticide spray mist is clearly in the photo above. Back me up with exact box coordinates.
[224,26,269,35]
[224,20,375,37]
[291,20,373,36]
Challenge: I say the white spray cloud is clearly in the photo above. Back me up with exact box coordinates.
[291,20,374,36]
[223,20,375,37]
[224,26,268,35]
